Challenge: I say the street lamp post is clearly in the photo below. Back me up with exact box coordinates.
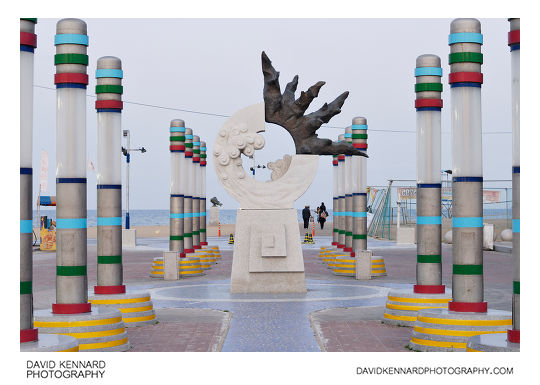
[122,129,146,229]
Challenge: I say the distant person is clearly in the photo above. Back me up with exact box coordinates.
[302,205,311,229]
[318,204,328,229]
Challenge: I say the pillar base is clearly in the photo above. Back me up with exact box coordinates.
[408,308,512,352]
[21,333,79,352]
[89,291,157,327]
[150,256,206,278]
[20,328,38,343]
[382,288,452,327]
[52,302,91,314]
[371,256,387,277]
[466,332,519,351]
[34,306,130,352]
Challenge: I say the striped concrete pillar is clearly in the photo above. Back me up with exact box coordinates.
[169,119,185,254]
[95,56,125,295]
[183,128,194,254]
[337,134,345,249]
[200,141,208,246]
[508,17,520,344]
[20,17,38,343]
[332,155,339,246]
[448,18,486,313]
[53,18,91,314]
[352,117,368,251]
[414,54,444,294]
[192,135,201,249]
[344,127,353,253]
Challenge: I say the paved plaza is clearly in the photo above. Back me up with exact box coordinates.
[32,236,513,352]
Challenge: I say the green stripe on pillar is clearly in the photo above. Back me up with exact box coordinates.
[193,149,200,154]
[338,230,345,234]
[200,154,207,158]
[192,230,200,235]
[513,281,520,294]
[453,264,483,275]
[415,83,443,92]
[333,229,339,233]
[170,136,185,141]
[170,235,184,240]
[183,232,192,238]
[57,265,87,276]
[352,133,368,139]
[20,281,32,295]
[345,231,352,236]
[353,234,367,239]
[95,84,123,94]
[54,53,89,65]
[97,255,122,264]
[199,228,206,233]
[417,254,442,263]
[448,52,483,64]
[185,143,193,148]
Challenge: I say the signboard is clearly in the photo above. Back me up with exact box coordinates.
[397,187,501,203]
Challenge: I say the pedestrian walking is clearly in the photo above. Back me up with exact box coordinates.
[318,203,328,230]
[302,205,311,229]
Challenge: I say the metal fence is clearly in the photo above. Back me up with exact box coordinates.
[367,178,512,240]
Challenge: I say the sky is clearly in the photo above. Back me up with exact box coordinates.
[19,16,518,210]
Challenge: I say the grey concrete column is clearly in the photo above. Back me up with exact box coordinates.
[414,54,444,294]
[183,128,194,254]
[337,134,345,249]
[54,18,91,314]
[332,155,339,246]
[344,126,353,252]
[20,18,38,342]
[169,119,185,254]
[95,56,124,294]
[352,116,368,251]
[192,135,201,249]
[200,141,207,246]
[508,17,520,343]
[448,18,486,312]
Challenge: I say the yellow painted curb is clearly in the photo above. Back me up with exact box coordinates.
[59,327,125,339]
[383,313,417,322]
[333,269,355,274]
[119,306,153,314]
[386,303,447,311]
[417,315,512,327]
[79,337,128,351]
[410,337,466,349]
[413,326,505,338]
[466,348,482,352]
[57,345,79,352]
[90,297,150,305]
[388,296,451,304]
[122,314,156,323]
[34,316,122,328]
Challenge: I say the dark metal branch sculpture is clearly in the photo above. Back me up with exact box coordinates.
[262,51,368,157]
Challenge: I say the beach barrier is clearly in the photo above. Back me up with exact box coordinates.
[371,257,387,277]
[150,256,205,278]
[383,291,451,327]
[228,234,234,244]
[89,293,157,327]
[34,307,129,352]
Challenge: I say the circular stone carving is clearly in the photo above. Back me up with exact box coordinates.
[213,103,319,209]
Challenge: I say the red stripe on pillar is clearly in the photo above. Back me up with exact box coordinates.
[170,145,185,151]
[448,301,487,313]
[20,32,37,47]
[95,100,123,109]
[415,99,443,108]
[507,329,520,343]
[508,30,520,45]
[52,302,92,314]
[20,328,38,343]
[448,72,483,84]
[414,284,446,294]
[54,73,89,85]
[353,143,368,149]
[94,285,126,294]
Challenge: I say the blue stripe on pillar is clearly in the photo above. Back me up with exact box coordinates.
[417,216,442,225]
[20,220,33,233]
[97,217,122,226]
[513,219,520,233]
[453,217,483,228]
[56,218,87,229]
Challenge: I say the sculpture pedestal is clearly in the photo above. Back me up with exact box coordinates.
[230,208,306,293]
[209,206,220,225]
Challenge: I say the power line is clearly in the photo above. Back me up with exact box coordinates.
[34,84,511,134]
